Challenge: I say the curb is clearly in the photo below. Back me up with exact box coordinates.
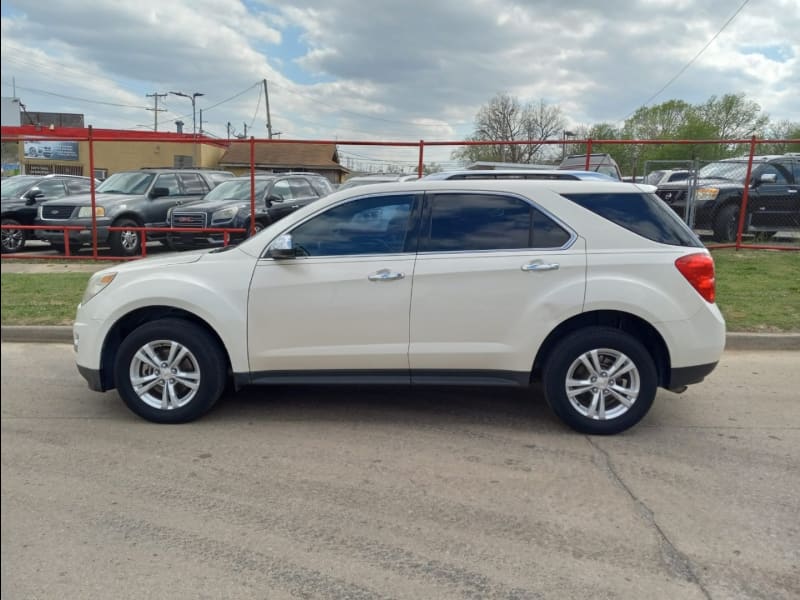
[2,326,799,351]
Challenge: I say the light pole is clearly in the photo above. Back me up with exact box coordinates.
[169,91,204,135]
[562,130,576,161]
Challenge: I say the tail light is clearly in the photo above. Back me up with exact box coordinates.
[675,253,715,303]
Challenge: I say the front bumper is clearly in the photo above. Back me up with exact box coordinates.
[35,218,111,244]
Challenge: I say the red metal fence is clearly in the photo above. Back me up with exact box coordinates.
[2,127,798,260]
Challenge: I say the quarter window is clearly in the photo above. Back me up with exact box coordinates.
[290,195,415,257]
[424,193,569,251]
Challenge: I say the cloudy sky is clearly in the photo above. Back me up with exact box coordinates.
[1,0,798,168]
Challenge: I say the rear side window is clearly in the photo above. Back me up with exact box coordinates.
[563,192,702,247]
[424,193,570,251]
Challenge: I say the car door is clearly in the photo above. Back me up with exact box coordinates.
[409,191,586,382]
[748,163,795,229]
[143,173,184,225]
[247,192,420,379]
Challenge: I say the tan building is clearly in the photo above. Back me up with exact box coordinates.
[217,142,349,183]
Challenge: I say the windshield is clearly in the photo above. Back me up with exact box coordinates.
[203,178,270,202]
[96,172,155,194]
[1,176,39,197]
[697,161,748,181]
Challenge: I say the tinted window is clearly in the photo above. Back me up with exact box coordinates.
[179,173,208,194]
[792,162,800,181]
[290,195,415,257]
[532,208,571,248]
[758,164,789,184]
[563,192,702,248]
[426,194,532,251]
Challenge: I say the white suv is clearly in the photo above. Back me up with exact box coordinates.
[74,180,725,434]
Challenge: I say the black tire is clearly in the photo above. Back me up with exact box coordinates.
[110,218,142,257]
[1,218,26,253]
[542,327,658,435]
[114,318,228,423]
[712,204,740,243]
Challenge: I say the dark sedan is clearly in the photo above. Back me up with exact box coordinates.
[1,174,95,253]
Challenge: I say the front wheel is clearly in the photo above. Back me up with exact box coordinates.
[542,327,658,435]
[712,204,740,243]
[110,218,142,256]
[114,318,228,423]
[1,218,26,253]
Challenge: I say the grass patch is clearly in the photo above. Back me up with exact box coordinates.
[712,249,800,332]
[1,251,799,331]
[1,272,91,325]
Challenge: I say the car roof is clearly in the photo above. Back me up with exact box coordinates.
[422,169,615,181]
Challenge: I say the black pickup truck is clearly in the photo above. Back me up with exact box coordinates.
[34,168,233,255]
[655,153,799,242]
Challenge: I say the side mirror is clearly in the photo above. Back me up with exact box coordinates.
[150,187,170,198]
[267,194,284,205]
[266,234,296,259]
[759,173,777,184]
[24,188,44,202]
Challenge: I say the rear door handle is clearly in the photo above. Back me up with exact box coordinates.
[521,262,559,272]
[368,269,405,282]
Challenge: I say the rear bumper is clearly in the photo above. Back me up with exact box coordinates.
[668,361,718,389]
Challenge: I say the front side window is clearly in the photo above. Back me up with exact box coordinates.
[155,174,181,196]
[35,179,68,199]
[66,179,92,194]
[289,178,315,198]
[289,194,415,257]
[425,193,556,252]
[271,179,293,201]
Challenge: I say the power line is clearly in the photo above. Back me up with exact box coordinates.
[201,82,261,113]
[0,80,149,109]
[249,85,263,131]
[618,0,751,123]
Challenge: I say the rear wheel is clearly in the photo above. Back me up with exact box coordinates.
[1,218,26,253]
[542,327,658,435]
[712,204,740,243]
[114,318,228,423]
[110,218,142,256]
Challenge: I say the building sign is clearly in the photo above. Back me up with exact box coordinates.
[23,141,80,161]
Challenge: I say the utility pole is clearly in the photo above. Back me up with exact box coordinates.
[227,122,232,140]
[199,109,204,134]
[263,79,273,139]
[243,122,248,137]
[145,92,167,131]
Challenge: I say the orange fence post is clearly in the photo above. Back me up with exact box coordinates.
[250,136,256,237]
[584,139,593,170]
[736,135,757,250]
[88,125,98,259]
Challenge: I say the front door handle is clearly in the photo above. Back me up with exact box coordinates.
[368,269,405,282]
[521,262,559,272]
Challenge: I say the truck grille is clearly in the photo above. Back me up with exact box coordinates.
[41,205,76,219]
[171,212,207,228]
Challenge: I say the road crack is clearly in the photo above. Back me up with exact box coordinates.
[585,436,712,600]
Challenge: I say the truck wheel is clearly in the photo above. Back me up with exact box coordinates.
[712,204,740,243]
[110,218,142,256]
[542,327,658,435]
[1,218,26,253]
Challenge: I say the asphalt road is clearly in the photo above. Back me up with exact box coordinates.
[1,343,798,600]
